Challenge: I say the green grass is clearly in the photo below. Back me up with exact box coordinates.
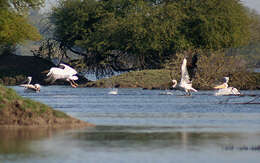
[85,69,173,89]
[0,85,69,118]
[84,52,260,90]
[53,110,69,118]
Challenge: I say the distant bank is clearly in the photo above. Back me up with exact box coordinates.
[0,54,259,90]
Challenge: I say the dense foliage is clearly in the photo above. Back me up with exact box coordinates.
[0,0,44,54]
[50,0,251,77]
[227,10,260,67]
[85,51,259,90]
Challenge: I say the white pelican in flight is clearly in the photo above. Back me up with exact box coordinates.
[20,76,41,92]
[172,58,197,96]
[213,77,240,96]
[45,63,79,88]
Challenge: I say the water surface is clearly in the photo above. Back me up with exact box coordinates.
[1,86,260,163]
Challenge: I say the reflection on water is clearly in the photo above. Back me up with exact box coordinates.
[0,127,71,154]
[1,86,260,163]
[1,126,260,163]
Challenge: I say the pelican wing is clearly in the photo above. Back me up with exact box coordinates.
[59,64,77,75]
[47,68,71,79]
[20,84,35,89]
[19,84,28,87]
[214,87,240,96]
[180,58,191,85]
[26,85,37,90]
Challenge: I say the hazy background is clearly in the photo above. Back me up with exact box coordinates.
[242,0,260,13]
[43,0,260,13]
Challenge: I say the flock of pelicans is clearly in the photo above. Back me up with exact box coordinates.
[19,58,241,96]
[20,63,79,92]
[170,58,240,96]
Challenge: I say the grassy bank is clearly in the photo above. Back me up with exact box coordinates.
[84,52,260,90]
[84,69,173,89]
[0,85,93,128]
[84,69,260,90]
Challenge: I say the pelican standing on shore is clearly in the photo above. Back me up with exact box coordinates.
[20,76,41,92]
[213,77,240,96]
[45,63,79,88]
[172,58,198,96]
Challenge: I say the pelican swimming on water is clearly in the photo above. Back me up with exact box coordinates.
[172,58,198,96]
[20,76,41,92]
[108,88,118,95]
[45,63,79,88]
[213,77,240,96]
[159,89,173,95]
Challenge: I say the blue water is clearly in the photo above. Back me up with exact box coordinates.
[1,86,260,163]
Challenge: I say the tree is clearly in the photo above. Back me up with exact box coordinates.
[0,0,44,54]
[49,0,252,77]
[226,8,260,67]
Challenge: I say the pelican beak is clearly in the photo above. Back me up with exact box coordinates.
[213,83,226,89]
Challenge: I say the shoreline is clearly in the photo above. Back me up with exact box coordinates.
[0,85,94,128]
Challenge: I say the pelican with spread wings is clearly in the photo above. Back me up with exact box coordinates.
[213,77,240,96]
[45,63,79,88]
[172,58,197,96]
[20,76,41,92]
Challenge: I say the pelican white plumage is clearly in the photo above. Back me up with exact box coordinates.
[20,76,41,92]
[45,63,79,88]
[172,58,197,96]
[213,77,240,96]
[108,88,118,95]
[159,90,173,95]
[214,87,240,96]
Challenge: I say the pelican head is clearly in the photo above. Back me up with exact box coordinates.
[27,76,32,84]
[223,77,229,83]
[172,79,177,88]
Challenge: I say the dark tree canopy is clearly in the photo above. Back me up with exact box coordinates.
[50,0,252,77]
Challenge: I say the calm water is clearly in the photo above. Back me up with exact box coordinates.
[1,86,260,163]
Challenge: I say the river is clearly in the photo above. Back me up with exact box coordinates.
[0,86,260,163]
